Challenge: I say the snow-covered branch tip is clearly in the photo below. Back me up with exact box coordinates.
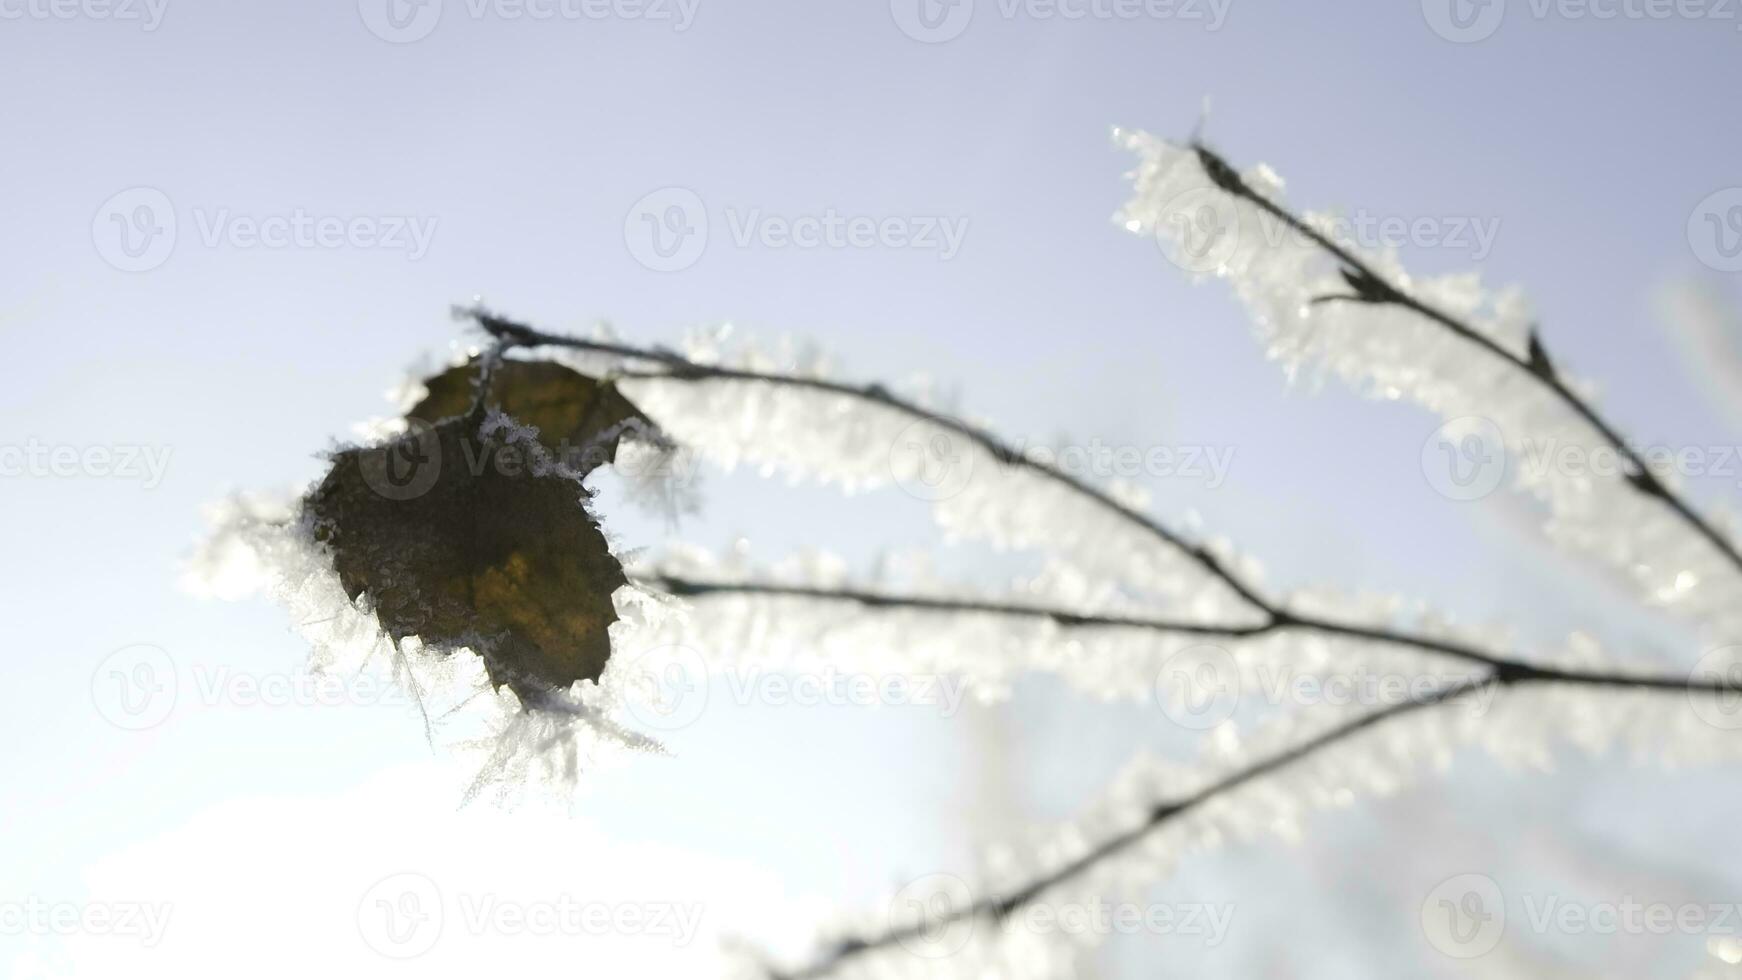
[1183,139,1742,583]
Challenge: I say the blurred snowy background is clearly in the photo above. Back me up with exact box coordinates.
[4,1,1742,976]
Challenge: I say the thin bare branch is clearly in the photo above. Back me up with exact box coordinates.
[460,305,1276,613]
[641,574,1271,637]
[643,573,1734,692]
[1189,142,1742,581]
[764,661,1734,979]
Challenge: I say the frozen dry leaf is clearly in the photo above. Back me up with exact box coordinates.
[408,359,652,475]
[304,416,626,703]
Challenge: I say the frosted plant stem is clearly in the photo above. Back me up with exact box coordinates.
[642,573,1738,693]
[1190,142,1742,582]
[759,662,1735,980]
[461,306,1274,612]
[643,575,1273,636]
[762,677,1489,980]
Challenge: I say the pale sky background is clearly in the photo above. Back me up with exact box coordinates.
[5,1,1742,977]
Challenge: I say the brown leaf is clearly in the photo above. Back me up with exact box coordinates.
[408,359,652,478]
[305,417,627,703]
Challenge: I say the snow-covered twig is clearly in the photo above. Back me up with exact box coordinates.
[1184,141,1742,581]
[639,573,1735,688]
[464,305,1271,614]
[761,666,1739,979]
